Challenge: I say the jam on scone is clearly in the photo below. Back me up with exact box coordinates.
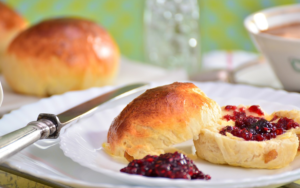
[220,105,300,141]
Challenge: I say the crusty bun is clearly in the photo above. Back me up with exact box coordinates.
[0,2,27,71]
[104,82,221,160]
[2,17,119,96]
[194,106,299,169]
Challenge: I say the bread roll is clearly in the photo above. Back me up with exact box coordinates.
[194,106,299,169]
[2,17,119,96]
[0,2,27,71]
[104,82,221,160]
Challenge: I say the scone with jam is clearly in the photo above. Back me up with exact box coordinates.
[194,105,300,169]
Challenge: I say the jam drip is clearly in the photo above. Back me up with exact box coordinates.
[220,105,299,141]
[120,152,211,180]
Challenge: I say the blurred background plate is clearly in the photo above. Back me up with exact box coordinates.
[0,51,283,116]
[233,59,283,89]
[0,57,188,115]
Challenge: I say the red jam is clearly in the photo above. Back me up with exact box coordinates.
[120,152,211,180]
[224,105,237,111]
[248,105,264,116]
[220,105,299,141]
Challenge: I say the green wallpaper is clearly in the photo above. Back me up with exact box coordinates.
[2,0,300,62]
[199,0,300,52]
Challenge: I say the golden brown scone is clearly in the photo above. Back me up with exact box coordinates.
[194,105,299,169]
[0,2,27,71]
[103,82,221,160]
[2,17,119,97]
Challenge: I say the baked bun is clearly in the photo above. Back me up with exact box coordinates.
[104,82,221,160]
[2,17,119,96]
[194,105,299,169]
[0,2,27,71]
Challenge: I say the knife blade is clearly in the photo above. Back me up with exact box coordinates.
[0,83,148,163]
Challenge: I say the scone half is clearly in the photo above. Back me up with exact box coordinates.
[103,82,221,161]
[194,105,299,169]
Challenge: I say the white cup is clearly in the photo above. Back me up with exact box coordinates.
[244,4,300,91]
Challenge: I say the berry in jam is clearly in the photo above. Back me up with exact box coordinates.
[224,105,237,111]
[120,152,211,180]
[220,115,299,141]
[248,105,264,116]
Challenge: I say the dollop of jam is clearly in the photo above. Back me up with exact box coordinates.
[220,105,299,141]
[120,152,211,180]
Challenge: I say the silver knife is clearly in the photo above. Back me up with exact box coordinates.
[0,83,148,163]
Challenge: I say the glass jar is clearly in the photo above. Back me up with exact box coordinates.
[144,0,201,76]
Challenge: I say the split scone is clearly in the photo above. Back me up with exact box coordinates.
[103,82,221,161]
[194,105,300,169]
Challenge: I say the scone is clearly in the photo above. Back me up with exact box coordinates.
[0,2,27,71]
[103,82,221,161]
[194,105,300,169]
[2,17,119,97]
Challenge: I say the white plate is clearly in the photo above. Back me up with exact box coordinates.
[2,81,300,188]
[59,82,300,188]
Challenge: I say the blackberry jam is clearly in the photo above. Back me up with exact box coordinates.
[120,152,211,180]
[220,105,299,141]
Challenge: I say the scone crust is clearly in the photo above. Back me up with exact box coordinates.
[0,2,26,34]
[106,82,221,159]
[7,17,118,69]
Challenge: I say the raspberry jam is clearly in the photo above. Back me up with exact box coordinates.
[120,152,211,180]
[220,105,299,141]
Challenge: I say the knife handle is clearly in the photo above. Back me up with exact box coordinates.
[0,119,56,163]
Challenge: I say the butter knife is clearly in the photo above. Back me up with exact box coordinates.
[0,83,148,164]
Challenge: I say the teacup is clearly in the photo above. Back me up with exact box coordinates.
[244,4,300,91]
